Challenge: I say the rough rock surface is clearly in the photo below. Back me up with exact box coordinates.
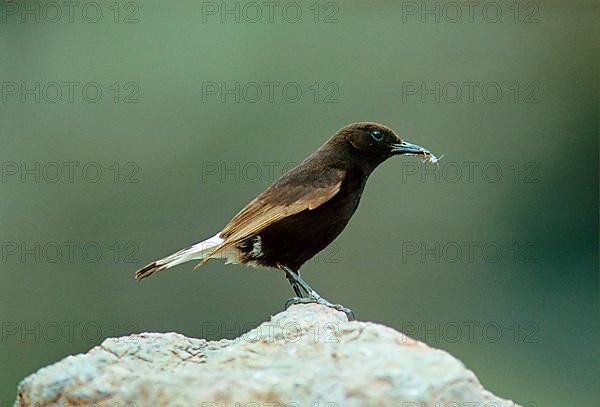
[16,304,519,407]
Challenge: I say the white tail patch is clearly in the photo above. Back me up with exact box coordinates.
[135,232,225,280]
[164,233,224,267]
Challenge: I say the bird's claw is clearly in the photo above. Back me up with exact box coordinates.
[322,301,355,321]
[284,297,355,321]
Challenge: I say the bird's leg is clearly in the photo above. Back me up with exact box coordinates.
[280,266,320,299]
[278,265,355,320]
[285,273,304,298]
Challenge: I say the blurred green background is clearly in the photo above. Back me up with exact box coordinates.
[0,0,598,405]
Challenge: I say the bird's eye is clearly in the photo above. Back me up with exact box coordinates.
[370,129,384,142]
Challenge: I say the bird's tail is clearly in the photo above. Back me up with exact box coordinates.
[135,233,224,281]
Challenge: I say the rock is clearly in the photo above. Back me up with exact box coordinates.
[16,304,519,407]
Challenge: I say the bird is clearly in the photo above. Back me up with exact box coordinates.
[135,122,438,318]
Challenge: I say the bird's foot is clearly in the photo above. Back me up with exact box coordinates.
[284,297,355,321]
[284,297,315,308]
[317,299,355,321]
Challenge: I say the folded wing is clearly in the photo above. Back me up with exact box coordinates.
[196,166,346,267]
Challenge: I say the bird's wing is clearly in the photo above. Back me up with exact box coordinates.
[219,166,345,245]
[192,166,345,269]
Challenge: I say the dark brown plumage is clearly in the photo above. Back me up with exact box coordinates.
[135,122,435,317]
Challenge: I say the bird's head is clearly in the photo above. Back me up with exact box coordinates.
[336,122,434,171]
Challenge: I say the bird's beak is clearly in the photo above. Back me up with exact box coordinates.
[390,140,431,156]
